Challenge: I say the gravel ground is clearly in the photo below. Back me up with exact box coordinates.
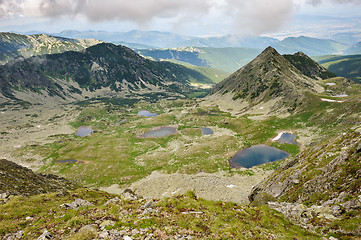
[101,170,273,204]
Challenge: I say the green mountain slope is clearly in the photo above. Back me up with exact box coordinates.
[316,55,361,83]
[0,32,102,64]
[283,52,337,80]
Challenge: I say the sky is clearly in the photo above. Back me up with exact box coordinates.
[0,0,360,39]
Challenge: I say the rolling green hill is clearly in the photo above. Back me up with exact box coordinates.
[139,47,262,73]
[316,55,361,83]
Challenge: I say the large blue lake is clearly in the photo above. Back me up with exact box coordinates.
[229,145,289,168]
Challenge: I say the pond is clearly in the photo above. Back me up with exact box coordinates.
[75,126,94,137]
[137,110,158,117]
[115,119,127,124]
[139,126,178,138]
[228,145,290,169]
[55,159,77,163]
[273,132,297,145]
[201,127,214,135]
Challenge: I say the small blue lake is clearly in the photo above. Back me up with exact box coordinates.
[75,126,94,137]
[277,132,297,145]
[201,127,214,135]
[229,145,290,169]
[332,94,348,98]
[138,110,158,117]
[55,159,77,164]
[139,126,178,138]
[115,119,127,124]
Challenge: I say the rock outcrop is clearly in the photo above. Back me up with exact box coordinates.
[0,159,78,198]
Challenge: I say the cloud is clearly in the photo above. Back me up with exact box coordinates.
[223,0,294,35]
[1,0,213,23]
[307,0,361,6]
[6,0,356,35]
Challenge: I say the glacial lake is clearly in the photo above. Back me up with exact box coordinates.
[137,110,158,117]
[229,145,290,169]
[276,132,297,145]
[75,126,94,137]
[201,127,214,135]
[139,126,178,138]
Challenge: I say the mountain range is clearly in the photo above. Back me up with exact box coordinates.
[0,32,102,65]
[0,43,212,104]
[50,30,352,56]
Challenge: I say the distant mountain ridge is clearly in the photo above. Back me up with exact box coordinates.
[0,43,212,103]
[50,30,350,56]
[0,32,102,64]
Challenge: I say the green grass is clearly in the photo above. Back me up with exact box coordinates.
[13,89,361,188]
[0,189,320,239]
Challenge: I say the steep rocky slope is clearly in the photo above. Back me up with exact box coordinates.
[0,32,102,64]
[0,159,78,198]
[0,43,212,103]
[211,47,323,113]
[284,51,337,80]
[249,131,361,237]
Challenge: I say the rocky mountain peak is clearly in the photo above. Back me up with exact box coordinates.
[211,46,323,112]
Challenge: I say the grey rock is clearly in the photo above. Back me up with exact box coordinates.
[122,189,138,201]
[105,197,121,206]
[143,208,158,215]
[60,198,93,210]
[123,236,132,240]
[98,230,109,239]
[356,143,361,153]
[341,195,361,211]
[37,229,52,240]
[5,230,23,240]
[78,224,98,233]
[100,220,115,230]
[141,200,155,209]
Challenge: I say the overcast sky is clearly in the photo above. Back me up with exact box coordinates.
[0,0,360,39]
